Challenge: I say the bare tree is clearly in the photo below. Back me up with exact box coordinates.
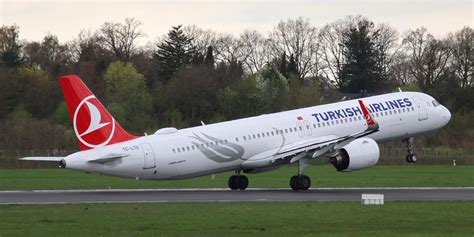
[390,52,414,85]
[99,18,144,62]
[213,33,247,64]
[23,34,76,75]
[182,25,218,55]
[373,23,400,81]
[319,18,352,86]
[319,16,400,87]
[449,27,473,88]
[403,27,451,89]
[269,17,321,78]
[239,30,272,74]
[0,25,23,67]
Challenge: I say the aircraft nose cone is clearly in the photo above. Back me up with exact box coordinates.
[445,109,451,121]
[441,107,451,127]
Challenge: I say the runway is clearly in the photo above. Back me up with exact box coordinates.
[1,187,473,204]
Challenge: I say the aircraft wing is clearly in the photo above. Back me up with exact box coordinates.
[272,100,379,163]
[20,157,64,161]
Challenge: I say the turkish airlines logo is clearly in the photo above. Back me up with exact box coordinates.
[73,95,115,148]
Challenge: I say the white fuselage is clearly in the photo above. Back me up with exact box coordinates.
[64,92,451,180]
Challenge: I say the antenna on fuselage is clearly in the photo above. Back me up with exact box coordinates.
[201,121,206,126]
[398,87,403,92]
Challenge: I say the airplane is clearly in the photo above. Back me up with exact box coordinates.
[22,75,451,191]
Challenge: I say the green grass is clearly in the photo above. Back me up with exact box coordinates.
[0,165,472,190]
[0,201,472,237]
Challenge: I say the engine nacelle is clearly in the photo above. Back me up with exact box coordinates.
[330,138,379,171]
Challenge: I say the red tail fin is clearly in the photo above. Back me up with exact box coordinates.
[59,75,138,150]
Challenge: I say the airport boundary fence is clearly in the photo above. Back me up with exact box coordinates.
[0,148,473,168]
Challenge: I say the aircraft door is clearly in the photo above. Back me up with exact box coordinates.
[141,143,156,169]
[413,96,428,121]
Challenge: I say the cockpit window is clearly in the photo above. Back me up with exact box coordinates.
[432,100,440,107]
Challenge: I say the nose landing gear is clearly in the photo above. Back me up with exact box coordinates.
[404,138,418,163]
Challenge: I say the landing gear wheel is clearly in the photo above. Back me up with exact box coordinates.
[228,175,249,190]
[298,175,311,190]
[228,175,239,190]
[290,175,299,191]
[290,175,311,191]
[238,175,249,190]
[406,154,418,163]
[403,138,418,163]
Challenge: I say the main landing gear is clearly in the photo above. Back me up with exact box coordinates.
[289,157,311,191]
[228,171,249,190]
[404,137,418,163]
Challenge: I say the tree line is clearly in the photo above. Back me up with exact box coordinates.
[0,15,472,150]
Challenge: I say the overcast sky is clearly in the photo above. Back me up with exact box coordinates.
[1,0,472,44]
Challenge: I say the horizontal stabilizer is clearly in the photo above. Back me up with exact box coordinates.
[20,157,64,162]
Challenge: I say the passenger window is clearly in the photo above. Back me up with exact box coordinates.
[285,129,288,133]
[172,149,176,153]
[253,134,256,139]
[331,121,335,125]
[177,148,181,152]
[318,123,321,127]
[257,134,261,138]
[271,131,275,136]
[313,124,316,128]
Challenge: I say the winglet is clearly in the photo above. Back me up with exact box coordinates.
[358,100,377,129]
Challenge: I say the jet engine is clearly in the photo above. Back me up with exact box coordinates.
[330,138,379,171]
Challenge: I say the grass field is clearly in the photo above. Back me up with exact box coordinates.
[0,165,472,190]
[0,201,472,237]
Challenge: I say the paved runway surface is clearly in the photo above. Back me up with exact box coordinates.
[0,188,473,204]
